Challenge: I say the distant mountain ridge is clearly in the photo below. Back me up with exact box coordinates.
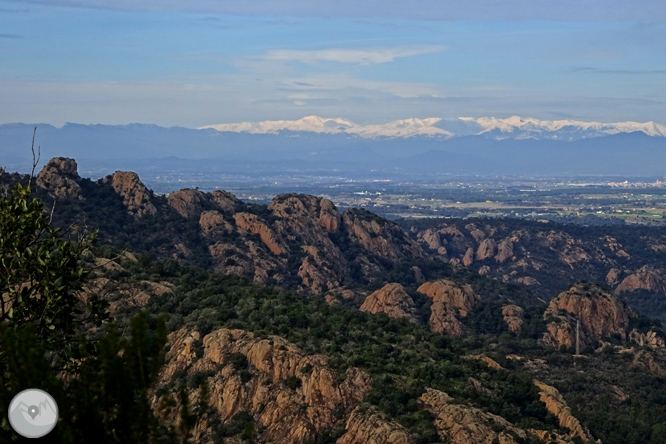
[3,120,666,178]
[201,115,666,140]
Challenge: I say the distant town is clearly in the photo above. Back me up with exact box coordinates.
[120,170,666,225]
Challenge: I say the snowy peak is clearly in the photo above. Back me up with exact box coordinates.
[200,116,666,140]
[469,116,666,139]
[203,116,355,135]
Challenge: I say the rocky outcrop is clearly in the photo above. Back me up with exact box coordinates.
[360,283,418,323]
[412,266,426,284]
[234,212,285,256]
[495,239,514,263]
[318,198,341,232]
[629,329,665,348]
[103,171,157,217]
[209,190,241,213]
[615,266,666,295]
[419,388,524,444]
[269,194,341,234]
[170,189,239,219]
[36,157,82,199]
[268,194,347,291]
[541,283,634,348]
[342,209,425,263]
[502,305,524,333]
[606,268,621,286]
[516,276,539,286]
[417,279,477,336]
[298,254,333,294]
[533,381,593,442]
[462,248,474,266]
[419,228,444,252]
[167,189,207,218]
[417,280,477,315]
[428,304,465,336]
[476,238,496,261]
[156,328,372,444]
[207,241,280,284]
[199,210,233,234]
[338,406,413,444]
[631,350,665,376]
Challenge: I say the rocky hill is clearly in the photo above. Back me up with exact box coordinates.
[13,158,432,295]
[404,218,666,321]
[5,158,666,444]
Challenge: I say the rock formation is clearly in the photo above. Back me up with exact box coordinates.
[606,268,620,286]
[419,228,444,252]
[476,238,497,261]
[541,283,634,349]
[615,266,666,295]
[417,280,477,315]
[36,157,82,199]
[631,350,665,376]
[103,171,157,217]
[209,190,241,213]
[533,381,594,442]
[156,328,372,444]
[517,276,539,286]
[629,329,665,348]
[233,212,285,256]
[419,388,525,444]
[338,406,413,444]
[342,209,425,262]
[268,194,347,291]
[462,248,474,266]
[495,239,514,263]
[167,189,207,218]
[502,305,524,333]
[360,283,418,323]
[199,210,233,234]
[417,279,477,336]
[269,194,341,234]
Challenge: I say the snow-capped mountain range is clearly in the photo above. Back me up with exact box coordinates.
[201,115,666,140]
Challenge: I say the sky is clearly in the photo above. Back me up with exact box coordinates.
[0,0,665,127]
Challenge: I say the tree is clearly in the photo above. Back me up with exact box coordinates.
[0,155,197,442]
[0,180,104,360]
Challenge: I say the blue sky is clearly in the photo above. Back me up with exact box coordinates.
[1,0,665,127]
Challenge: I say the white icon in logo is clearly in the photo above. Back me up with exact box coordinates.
[8,389,59,438]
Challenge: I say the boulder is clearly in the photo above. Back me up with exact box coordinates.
[360,283,418,323]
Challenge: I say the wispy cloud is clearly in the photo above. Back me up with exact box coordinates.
[572,66,666,75]
[0,33,22,39]
[8,0,666,22]
[260,45,446,65]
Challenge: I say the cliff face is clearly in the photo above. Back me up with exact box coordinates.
[541,283,636,348]
[268,194,348,293]
[343,209,426,263]
[36,157,82,199]
[417,279,477,336]
[103,171,157,218]
[156,328,372,444]
[360,283,418,323]
[233,212,286,256]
